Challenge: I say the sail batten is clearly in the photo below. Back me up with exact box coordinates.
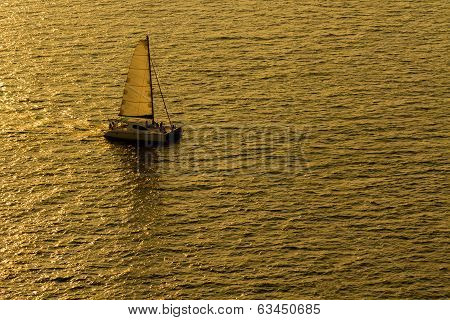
[119,39,153,117]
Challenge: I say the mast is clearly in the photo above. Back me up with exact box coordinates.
[146,35,155,122]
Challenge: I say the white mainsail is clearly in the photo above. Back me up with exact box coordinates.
[119,39,153,117]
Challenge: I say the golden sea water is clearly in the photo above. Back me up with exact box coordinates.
[0,0,449,299]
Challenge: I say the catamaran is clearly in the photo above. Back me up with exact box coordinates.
[104,35,182,145]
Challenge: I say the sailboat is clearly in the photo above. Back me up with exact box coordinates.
[104,35,182,145]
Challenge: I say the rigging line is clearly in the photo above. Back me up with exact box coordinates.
[151,59,173,127]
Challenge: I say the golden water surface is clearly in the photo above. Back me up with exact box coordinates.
[0,0,449,299]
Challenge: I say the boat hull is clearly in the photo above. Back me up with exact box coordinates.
[104,127,182,146]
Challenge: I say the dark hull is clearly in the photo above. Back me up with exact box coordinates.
[165,127,183,145]
[104,127,182,147]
